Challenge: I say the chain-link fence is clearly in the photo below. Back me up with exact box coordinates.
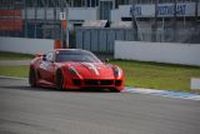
[138,25,200,43]
[75,23,200,54]
[0,0,67,40]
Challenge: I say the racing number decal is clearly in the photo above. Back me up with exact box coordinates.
[40,61,50,70]
[40,52,54,70]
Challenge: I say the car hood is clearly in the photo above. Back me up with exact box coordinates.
[66,62,114,78]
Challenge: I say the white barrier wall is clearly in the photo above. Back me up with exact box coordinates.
[191,78,200,90]
[114,41,200,66]
[0,37,54,54]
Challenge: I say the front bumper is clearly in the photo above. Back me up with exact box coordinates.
[64,78,124,91]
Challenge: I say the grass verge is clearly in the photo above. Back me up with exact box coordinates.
[0,60,200,92]
[0,51,34,60]
[0,65,29,78]
[111,60,200,92]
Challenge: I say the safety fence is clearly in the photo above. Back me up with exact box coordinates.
[75,26,200,54]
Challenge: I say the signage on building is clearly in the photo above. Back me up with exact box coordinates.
[59,12,66,20]
[130,5,142,16]
[119,4,155,18]
[157,3,195,17]
[119,2,197,18]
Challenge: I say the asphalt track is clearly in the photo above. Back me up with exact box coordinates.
[0,78,200,134]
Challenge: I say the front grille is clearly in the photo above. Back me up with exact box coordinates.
[84,79,114,86]
[115,80,122,86]
[101,80,114,85]
[73,79,81,86]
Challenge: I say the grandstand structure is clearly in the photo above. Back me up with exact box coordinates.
[0,0,199,45]
[0,0,68,40]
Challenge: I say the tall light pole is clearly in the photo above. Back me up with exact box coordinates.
[173,0,177,42]
[59,0,69,48]
[131,0,138,41]
[152,0,159,42]
[60,0,65,48]
[24,0,27,37]
[34,0,38,38]
[66,2,69,48]
[195,0,199,22]
[195,0,199,42]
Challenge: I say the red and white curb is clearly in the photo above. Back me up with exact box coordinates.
[123,87,200,101]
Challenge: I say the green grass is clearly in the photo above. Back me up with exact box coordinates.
[110,60,200,92]
[0,65,29,77]
[0,51,34,60]
[0,59,200,92]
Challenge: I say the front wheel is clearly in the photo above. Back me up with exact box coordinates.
[55,69,64,90]
[29,67,37,87]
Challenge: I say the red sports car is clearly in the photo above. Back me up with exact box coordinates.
[29,49,125,92]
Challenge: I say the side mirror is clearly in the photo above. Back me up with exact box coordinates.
[105,58,110,63]
[102,58,110,63]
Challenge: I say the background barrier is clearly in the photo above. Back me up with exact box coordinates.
[114,41,200,66]
[0,37,54,54]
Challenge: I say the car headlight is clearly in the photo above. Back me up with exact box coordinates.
[68,66,79,76]
[113,66,122,78]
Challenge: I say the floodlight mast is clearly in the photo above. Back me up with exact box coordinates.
[195,0,199,22]
[60,0,64,48]
[173,0,177,41]
[152,0,158,42]
[60,0,69,48]
[131,0,138,41]
[66,2,69,48]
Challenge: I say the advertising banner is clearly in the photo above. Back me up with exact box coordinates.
[118,2,197,18]
[157,3,196,17]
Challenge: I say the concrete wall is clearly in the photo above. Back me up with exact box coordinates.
[114,41,200,66]
[0,37,54,54]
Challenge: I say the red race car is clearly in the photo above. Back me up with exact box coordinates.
[29,49,125,92]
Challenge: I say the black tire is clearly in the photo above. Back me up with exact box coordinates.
[55,69,64,90]
[29,67,37,87]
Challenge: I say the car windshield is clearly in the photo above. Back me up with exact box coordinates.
[55,50,102,63]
